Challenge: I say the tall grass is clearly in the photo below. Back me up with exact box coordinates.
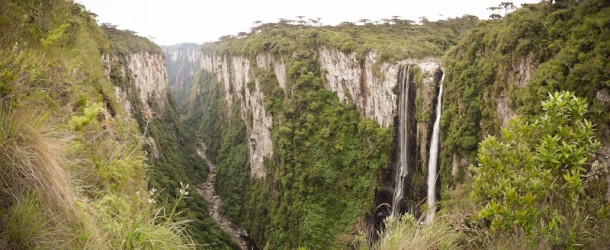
[0,105,76,218]
[0,105,196,249]
[356,214,462,250]
[92,192,195,249]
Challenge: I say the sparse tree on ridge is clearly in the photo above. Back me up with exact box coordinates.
[500,2,516,15]
[488,6,502,20]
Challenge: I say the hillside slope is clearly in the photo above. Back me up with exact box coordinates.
[441,0,610,183]
[0,0,235,248]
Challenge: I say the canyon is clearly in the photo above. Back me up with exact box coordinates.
[3,1,609,249]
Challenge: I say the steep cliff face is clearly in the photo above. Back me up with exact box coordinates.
[197,49,442,180]
[201,54,273,179]
[256,53,288,91]
[102,29,238,249]
[0,1,239,248]
[320,48,441,128]
[179,46,445,248]
[104,52,168,119]
[163,43,204,113]
[317,48,445,218]
[172,17,480,248]
[103,51,168,160]
[318,47,444,180]
[165,43,204,90]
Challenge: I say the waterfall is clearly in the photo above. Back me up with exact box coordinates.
[426,73,444,223]
[391,65,411,217]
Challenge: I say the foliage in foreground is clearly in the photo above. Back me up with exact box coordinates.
[367,92,609,250]
[356,214,462,250]
[471,91,609,248]
[441,0,610,183]
[0,0,207,248]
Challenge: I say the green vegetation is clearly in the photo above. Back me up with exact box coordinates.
[252,59,393,249]
[436,1,610,248]
[441,0,610,176]
[102,24,161,54]
[207,15,478,62]
[144,98,238,249]
[0,0,234,249]
[178,16,481,249]
[471,92,608,248]
[183,1,610,248]
[5,0,609,248]
[188,54,394,249]
[356,214,462,250]
[371,92,609,249]
[104,29,238,249]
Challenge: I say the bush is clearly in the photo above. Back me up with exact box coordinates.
[471,91,607,247]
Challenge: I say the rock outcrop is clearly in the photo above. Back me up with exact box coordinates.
[201,54,273,179]
[196,48,443,180]
[103,51,169,160]
[163,43,203,93]
[103,52,168,118]
[319,48,441,128]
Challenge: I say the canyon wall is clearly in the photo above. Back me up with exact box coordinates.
[194,48,442,180]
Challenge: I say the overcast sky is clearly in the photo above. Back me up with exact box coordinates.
[76,0,540,46]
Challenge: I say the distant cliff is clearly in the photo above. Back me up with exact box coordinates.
[103,29,239,249]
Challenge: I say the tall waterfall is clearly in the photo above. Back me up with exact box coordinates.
[392,65,411,217]
[426,73,444,223]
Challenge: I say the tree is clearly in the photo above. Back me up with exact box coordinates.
[419,16,429,24]
[296,16,307,25]
[500,2,516,15]
[391,16,401,23]
[471,91,605,246]
[308,18,320,26]
[488,6,502,20]
[358,18,371,25]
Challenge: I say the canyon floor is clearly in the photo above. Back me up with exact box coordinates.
[195,141,249,250]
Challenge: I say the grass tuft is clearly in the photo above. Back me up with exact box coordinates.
[356,214,462,250]
[0,106,77,219]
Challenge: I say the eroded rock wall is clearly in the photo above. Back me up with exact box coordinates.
[201,54,273,179]
[200,48,443,181]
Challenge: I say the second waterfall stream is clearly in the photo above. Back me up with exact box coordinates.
[426,73,444,223]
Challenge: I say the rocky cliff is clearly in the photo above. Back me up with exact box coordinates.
[319,47,441,128]
[163,43,204,109]
[0,1,236,248]
[104,52,168,118]
[195,48,443,181]
[102,29,239,248]
[102,51,168,160]
[200,54,273,179]
[170,18,477,249]
[173,44,446,248]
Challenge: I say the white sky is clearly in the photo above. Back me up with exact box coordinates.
[76,0,540,46]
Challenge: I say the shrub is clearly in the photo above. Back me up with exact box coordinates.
[471,91,607,247]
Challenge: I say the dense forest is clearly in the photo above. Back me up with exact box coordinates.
[1,0,609,249]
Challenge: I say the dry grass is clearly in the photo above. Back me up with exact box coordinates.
[0,106,76,219]
[355,214,462,250]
